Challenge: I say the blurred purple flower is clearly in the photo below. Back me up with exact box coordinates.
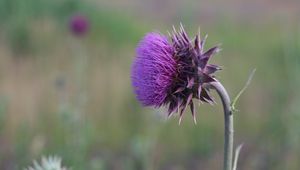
[69,14,89,36]
[131,25,221,124]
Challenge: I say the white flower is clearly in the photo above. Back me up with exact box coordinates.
[24,155,68,170]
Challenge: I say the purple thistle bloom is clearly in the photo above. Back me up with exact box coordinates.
[131,25,221,124]
[69,14,89,36]
[132,33,177,106]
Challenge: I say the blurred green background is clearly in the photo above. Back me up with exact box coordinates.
[0,0,299,169]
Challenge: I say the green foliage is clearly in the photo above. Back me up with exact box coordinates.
[0,97,8,131]
[0,0,143,57]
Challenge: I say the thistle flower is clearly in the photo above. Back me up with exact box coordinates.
[69,14,89,37]
[24,155,68,170]
[131,25,221,124]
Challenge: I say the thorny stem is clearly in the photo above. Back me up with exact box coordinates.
[209,81,233,170]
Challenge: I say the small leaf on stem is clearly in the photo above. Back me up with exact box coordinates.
[233,144,244,170]
[231,69,256,112]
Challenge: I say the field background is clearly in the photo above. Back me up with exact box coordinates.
[0,0,300,169]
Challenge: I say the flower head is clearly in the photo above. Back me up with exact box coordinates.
[25,155,68,170]
[69,14,89,37]
[131,25,221,124]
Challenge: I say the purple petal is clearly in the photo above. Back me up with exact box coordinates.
[131,33,176,107]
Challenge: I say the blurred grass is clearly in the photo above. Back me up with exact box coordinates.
[0,0,300,170]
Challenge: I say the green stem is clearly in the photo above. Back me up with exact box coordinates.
[209,81,234,170]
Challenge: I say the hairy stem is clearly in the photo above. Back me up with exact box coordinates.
[209,81,234,170]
